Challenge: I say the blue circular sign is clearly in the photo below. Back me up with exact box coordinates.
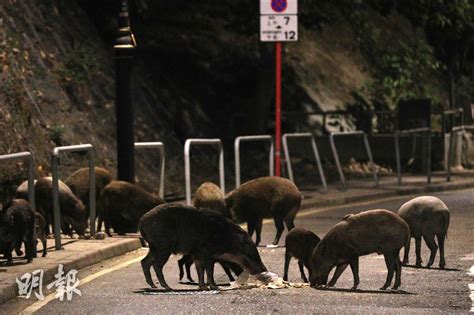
[271,0,287,13]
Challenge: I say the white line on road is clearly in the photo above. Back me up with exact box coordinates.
[469,265,474,312]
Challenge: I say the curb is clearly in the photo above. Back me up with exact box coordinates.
[301,180,474,210]
[0,238,142,305]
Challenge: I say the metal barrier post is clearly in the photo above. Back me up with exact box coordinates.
[52,144,95,250]
[184,139,224,206]
[134,142,166,198]
[282,133,327,192]
[329,131,378,190]
[234,135,274,188]
[393,127,430,185]
[0,152,35,210]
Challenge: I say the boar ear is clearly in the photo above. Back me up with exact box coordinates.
[340,214,352,221]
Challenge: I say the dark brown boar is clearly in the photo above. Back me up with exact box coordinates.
[100,180,165,236]
[283,227,321,283]
[398,196,450,268]
[34,177,87,237]
[309,209,410,290]
[0,199,36,264]
[139,203,267,290]
[65,167,113,220]
[178,182,240,284]
[225,176,302,246]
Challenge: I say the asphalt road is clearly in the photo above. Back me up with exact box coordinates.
[5,189,474,314]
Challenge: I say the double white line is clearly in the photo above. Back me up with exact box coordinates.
[469,266,474,312]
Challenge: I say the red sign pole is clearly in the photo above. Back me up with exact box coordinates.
[275,42,282,177]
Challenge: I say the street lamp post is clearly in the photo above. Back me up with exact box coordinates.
[114,0,136,183]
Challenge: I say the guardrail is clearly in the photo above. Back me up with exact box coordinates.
[330,131,378,190]
[282,133,327,192]
[234,135,274,188]
[134,142,165,199]
[393,128,431,185]
[0,152,35,210]
[447,125,474,181]
[52,144,95,250]
[184,139,225,206]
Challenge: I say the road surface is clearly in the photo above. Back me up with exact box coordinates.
[4,189,474,314]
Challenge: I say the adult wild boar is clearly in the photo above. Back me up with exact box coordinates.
[100,180,165,236]
[65,167,113,218]
[0,199,36,264]
[398,196,450,268]
[310,209,410,290]
[139,203,267,290]
[283,227,321,283]
[178,182,240,284]
[34,177,87,237]
[225,176,302,246]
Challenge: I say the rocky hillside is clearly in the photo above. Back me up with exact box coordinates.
[0,0,450,199]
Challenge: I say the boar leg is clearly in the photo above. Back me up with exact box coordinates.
[349,259,360,290]
[284,214,296,231]
[141,247,157,288]
[203,259,218,290]
[437,233,446,269]
[152,252,172,291]
[327,264,348,287]
[247,220,256,240]
[392,257,402,290]
[272,216,285,245]
[40,235,47,257]
[219,262,235,282]
[402,238,411,265]
[415,236,422,267]
[195,260,208,290]
[255,220,263,246]
[283,249,292,281]
[423,234,438,268]
[381,252,397,290]
[298,260,308,283]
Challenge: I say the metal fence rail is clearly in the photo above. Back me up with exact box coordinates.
[234,135,274,188]
[52,144,95,250]
[184,139,225,206]
[393,127,431,185]
[0,152,35,210]
[282,133,327,192]
[447,125,474,181]
[135,142,165,199]
[330,131,378,190]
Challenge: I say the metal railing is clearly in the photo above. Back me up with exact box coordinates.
[0,152,35,209]
[234,135,274,188]
[52,144,95,250]
[282,133,327,192]
[394,128,431,185]
[135,142,165,199]
[447,125,474,181]
[184,139,225,206]
[330,131,378,190]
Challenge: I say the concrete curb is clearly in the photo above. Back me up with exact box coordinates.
[0,238,142,305]
[301,180,474,210]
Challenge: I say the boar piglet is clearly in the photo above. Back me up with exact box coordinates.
[398,196,450,268]
[0,199,36,264]
[225,176,302,246]
[310,209,410,290]
[139,203,267,290]
[284,227,321,283]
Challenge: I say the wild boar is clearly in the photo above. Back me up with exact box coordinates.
[100,180,165,236]
[65,167,113,219]
[178,182,239,284]
[34,177,87,237]
[283,227,321,283]
[139,203,267,290]
[15,180,37,201]
[225,176,302,246]
[309,209,410,290]
[0,199,36,264]
[398,196,450,268]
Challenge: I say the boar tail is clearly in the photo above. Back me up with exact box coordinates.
[442,211,450,239]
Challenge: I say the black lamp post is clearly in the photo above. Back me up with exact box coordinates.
[114,0,136,183]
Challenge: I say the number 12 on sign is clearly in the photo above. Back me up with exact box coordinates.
[260,15,298,42]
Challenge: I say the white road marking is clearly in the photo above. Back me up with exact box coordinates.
[469,265,474,312]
